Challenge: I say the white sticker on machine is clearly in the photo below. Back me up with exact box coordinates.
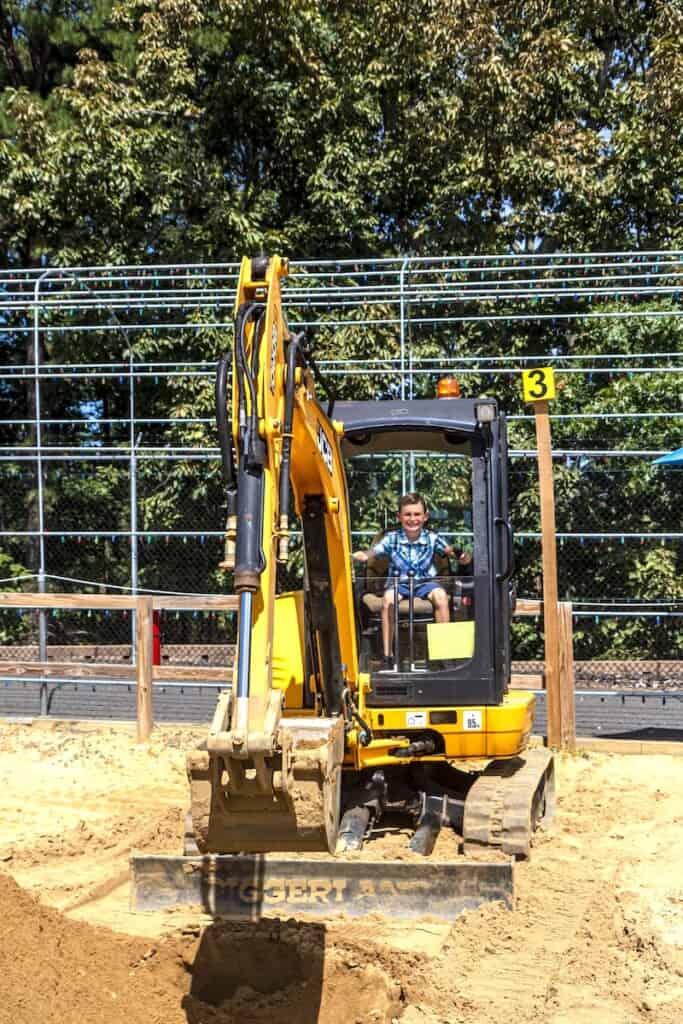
[463,710,483,731]
[406,712,427,728]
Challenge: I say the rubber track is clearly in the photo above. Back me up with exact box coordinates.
[463,748,555,858]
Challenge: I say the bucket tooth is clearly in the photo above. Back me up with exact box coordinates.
[186,717,344,855]
[409,812,441,856]
[336,806,371,853]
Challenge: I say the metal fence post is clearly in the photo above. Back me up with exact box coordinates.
[130,358,139,664]
[152,609,161,665]
[558,602,576,750]
[399,256,409,492]
[406,261,416,491]
[33,271,50,714]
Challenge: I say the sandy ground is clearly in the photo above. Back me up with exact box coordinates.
[0,720,682,1024]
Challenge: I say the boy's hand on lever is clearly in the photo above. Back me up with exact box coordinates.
[448,546,472,566]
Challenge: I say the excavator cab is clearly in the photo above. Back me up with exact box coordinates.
[341,398,515,707]
[344,401,516,712]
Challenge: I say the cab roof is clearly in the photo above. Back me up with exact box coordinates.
[336,398,498,457]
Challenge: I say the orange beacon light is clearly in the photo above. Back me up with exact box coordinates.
[436,376,461,398]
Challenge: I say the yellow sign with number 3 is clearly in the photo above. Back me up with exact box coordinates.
[522,367,556,403]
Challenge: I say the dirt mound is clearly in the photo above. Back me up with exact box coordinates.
[0,871,406,1024]
[9,806,184,867]
[0,870,181,1024]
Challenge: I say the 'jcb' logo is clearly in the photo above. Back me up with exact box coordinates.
[317,425,333,475]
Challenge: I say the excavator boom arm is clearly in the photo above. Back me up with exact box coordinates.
[220,256,358,752]
[188,255,356,854]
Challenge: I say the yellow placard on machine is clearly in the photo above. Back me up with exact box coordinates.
[521,366,556,403]
[427,620,475,661]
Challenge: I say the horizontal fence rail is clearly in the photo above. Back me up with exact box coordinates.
[0,591,578,749]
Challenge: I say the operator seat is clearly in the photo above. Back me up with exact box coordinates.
[359,551,452,620]
[354,549,457,669]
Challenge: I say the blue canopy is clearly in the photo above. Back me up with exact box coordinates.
[653,447,683,466]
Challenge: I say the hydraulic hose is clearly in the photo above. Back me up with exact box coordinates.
[342,688,373,746]
[389,738,437,758]
[278,333,304,524]
[215,353,237,517]
[302,333,337,419]
[234,302,265,466]
[232,301,267,591]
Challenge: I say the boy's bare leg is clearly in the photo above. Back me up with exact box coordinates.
[429,587,450,623]
[381,589,396,657]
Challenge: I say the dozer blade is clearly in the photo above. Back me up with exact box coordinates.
[130,853,513,922]
[463,747,555,859]
[186,718,344,855]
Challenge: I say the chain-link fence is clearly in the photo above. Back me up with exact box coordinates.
[1,254,681,683]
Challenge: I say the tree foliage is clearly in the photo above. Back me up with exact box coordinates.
[1,0,682,264]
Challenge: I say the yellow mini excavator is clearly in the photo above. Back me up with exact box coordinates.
[132,255,554,921]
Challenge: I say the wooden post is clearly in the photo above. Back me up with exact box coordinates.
[534,398,562,748]
[558,601,576,750]
[136,596,154,742]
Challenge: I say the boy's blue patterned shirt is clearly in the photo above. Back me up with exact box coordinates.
[371,528,450,579]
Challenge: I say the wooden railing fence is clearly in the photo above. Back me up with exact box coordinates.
[0,593,236,741]
[0,593,574,749]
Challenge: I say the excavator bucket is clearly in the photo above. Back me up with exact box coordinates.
[186,718,345,854]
